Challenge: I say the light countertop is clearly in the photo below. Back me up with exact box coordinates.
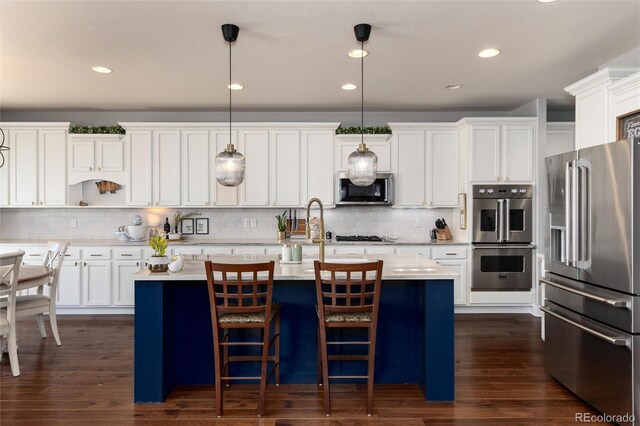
[133,253,459,281]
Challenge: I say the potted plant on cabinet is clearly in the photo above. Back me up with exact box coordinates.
[147,236,170,272]
[275,211,287,243]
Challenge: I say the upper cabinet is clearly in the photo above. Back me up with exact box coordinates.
[546,122,575,157]
[68,134,124,172]
[564,67,638,149]
[459,119,536,184]
[153,129,181,206]
[3,124,68,207]
[390,124,459,208]
[301,130,334,205]
[126,129,153,207]
[269,129,301,207]
[335,134,392,173]
[238,129,270,206]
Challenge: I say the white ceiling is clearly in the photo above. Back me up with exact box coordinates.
[1,0,639,112]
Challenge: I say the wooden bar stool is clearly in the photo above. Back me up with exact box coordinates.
[204,261,280,418]
[314,260,383,416]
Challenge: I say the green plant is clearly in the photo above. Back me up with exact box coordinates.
[173,210,201,232]
[335,125,392,135]
[69,125,125,134]
[275,211,288,232]
[149,236,168,257]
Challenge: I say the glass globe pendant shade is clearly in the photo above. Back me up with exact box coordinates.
[348,143,378,186]
[215,144,245,186]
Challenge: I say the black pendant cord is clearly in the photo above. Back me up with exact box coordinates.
[361,39,364,146]
[229,40,232,145]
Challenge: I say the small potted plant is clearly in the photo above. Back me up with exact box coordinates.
[275,211,288,242]
[147,236,170,273]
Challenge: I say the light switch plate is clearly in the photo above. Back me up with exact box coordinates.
[250,219,257,228]
[70,218,77,228]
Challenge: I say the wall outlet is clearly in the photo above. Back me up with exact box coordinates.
[70,218,77,228]
[243,219,250,228]
[414,218,421,228]
[250,219,257,228]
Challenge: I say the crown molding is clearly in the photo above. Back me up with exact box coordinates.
[118,122,340,130]
[564,67,639,96]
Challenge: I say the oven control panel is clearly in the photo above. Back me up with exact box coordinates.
[473,184,533,199]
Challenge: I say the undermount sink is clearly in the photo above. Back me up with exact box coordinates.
[302,257,370,275]
[391,268,438,274]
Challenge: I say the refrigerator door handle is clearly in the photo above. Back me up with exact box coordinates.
[575,159,591,269]
[570,162,580,267]
[540,278,627,307]
[541,306,630,346]
[564,161,573,266]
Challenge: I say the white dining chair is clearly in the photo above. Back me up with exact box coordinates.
[0,250,25,377]
[13,241,69,346]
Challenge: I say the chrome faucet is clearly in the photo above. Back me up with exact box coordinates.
[305,197,325,262]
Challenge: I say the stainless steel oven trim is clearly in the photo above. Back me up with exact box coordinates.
[541,305,630,346]
[540,278,627,308]
[471,245,533,291]
[335,172,394,206]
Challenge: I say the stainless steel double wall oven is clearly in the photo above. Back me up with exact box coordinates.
[544,138,639,425]
[471,184,534,291]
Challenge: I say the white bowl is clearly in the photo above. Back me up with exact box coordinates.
[125,225,148,240]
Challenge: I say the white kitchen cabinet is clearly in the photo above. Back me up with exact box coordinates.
[335,135,391,172]
[9,127,67,206]
[126,130,153,207]
[265,246,283,255]
[394,130,426,207]
[502,125,534,182]
[113,260,141,306]
[427,129,458,207]
[365,246,396,254]
[270,130,301,207]
[333,246,366,255]
[239,130,270,206]
[210,130,239,206]
[68,135,124,172]
[202,246,234,256]
[153,129,181,206]
[57,260,82,306]
[233,247,268,255]
[302,130,334,205]
[182,129,210,206]
[436,259,467,305]
[469,126,501,182]
[546,122,575,157]
[395,246,432,259]
[82,260,111,306]
[172,246,203,256]
[0,129,8,206]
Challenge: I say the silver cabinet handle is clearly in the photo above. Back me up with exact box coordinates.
[540,278,627,308]
[445,252,457,256]
[136,262,139,267]
[540,306,629,346]
[31,201,36,206]
[98,166,102,171]
[89,254,102,257]
[84,262,87,267]
[28,254,40,257]
[89,166,92,171]
[74,262,78,266]
[121,254,133,257]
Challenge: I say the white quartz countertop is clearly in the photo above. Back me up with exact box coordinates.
[132,254,459,281]
[0,238,469,247]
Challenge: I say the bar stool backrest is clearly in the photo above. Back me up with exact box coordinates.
[0,251,25,322]
[204,261,276,323]
[314,260,383,318]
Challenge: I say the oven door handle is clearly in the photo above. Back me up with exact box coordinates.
[472,244,535,249]
[540,278,627,308]
[540,306,630,346]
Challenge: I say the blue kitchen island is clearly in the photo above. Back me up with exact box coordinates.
[133,254,456,403]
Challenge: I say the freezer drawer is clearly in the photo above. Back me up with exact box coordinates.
[543,303,638,425]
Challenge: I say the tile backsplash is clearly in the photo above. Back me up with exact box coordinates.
[0,207,465,242]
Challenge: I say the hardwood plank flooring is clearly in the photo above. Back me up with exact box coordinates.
[0,314,605,425]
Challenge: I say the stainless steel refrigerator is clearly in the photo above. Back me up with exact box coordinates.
[543,138,639,426]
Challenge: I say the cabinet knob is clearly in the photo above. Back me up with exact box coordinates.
[89,167,93,171]
[74,262,78,266]
[31,201,36,205]
[136,262,139,267]
[98,167,102,171]
[40,201,44,205]
[83,262,87,267]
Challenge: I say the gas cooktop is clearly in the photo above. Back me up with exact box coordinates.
[335,235,383,242]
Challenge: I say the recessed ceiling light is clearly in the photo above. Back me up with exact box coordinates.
[227,83,244,90]
[341,83,358,90]
[92,66,112,74]
[348,49,368,58]
[445,84,463,90]
[538,0,556,2]
[478,48,501,58]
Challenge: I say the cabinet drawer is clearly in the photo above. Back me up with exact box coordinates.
[22,248,47,261]
[433,246,467,259]
[172,246,203,256]
[63,247,82,260]
[202,247,234,256]
[114,248,143,260]
[83,248,112,260]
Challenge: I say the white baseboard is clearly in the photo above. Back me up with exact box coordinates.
[455,305,538,315]
[56,307,134,315]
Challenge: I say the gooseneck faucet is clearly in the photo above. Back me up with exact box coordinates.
[305,197,325,262]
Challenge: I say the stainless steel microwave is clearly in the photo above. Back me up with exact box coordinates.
[336,172,394,206]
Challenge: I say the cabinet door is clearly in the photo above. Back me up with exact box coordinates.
[436,259,467,305]
[395,246,432,258]
[337,139,391,172]
[394,131,425,207]
[233,247,267,255]
[82,261,111,306]
[127,130,153,206]
[39,129,67,206]
[57,261,82,306]
[210,131,238,206]
[113,260,141,306]
[333,246,366,255]
[68,139,95,172]
[302,130,334,205]
[427,129,458,207]
[96,140,124,172]
[239,130,269,206]
[10,129,39,206]
[153,130,181,206]
[502,125,534,182]
[365,246,396,254]
[470,126,501,182]
[270,130,301,206]
[182,130,210,206]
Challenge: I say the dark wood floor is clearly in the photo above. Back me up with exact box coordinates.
[0,314,604,425]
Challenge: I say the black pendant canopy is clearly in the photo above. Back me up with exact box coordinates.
[221,24,239,42]
[354,23,371,42]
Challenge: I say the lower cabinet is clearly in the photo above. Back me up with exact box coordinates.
[82,261,111,306]
[435,259,467,306]
[113,260,142,306]
[57,261,82,306]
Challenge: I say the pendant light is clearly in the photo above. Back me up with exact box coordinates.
[348,23,378,187]
[215,24,245,187]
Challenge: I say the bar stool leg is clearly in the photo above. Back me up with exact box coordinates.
[316,329,322,386]
[223,331,230,387]
[318,321,331,415]
[257,322,271,417]
[275,313,281,386]
[213,329,223,417]
[367,327,377,416]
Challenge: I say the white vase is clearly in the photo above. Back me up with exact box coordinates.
[168,255,184,273]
